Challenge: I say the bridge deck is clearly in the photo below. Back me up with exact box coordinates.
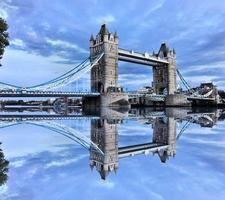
[0,114,99,121]
[0,91,100,97]
[118,142,168,158]
[187,96,215,101]
[128,93,165,102]
[118,48,169,66]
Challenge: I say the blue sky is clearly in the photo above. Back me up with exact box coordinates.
[0,0,225,90]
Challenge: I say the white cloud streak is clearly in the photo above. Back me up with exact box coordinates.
[45,38,88,53]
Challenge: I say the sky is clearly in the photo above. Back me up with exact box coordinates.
[0,0,225,90]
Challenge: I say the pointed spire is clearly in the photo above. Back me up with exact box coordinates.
[158,42,169,57]
[99,24,109,35]
[173,48,176,54]
[114,31,118,38]
[99,170,109,180]
[90,34,94,41]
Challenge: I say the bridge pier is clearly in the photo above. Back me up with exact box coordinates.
[165,94,191,107]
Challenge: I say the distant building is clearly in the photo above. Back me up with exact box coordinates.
[138,86,154,94]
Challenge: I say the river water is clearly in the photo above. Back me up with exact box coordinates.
[0,107,225,200]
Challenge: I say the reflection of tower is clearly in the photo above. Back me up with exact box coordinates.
[90,119,118,180]
[152,117,176,162]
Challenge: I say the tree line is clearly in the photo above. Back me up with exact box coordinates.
[0,17,9,66]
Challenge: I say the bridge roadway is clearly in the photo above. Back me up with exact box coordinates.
[118,142,169,158]
[187,96,215,101]
[128,92,166,102]
[0,90,215,103]
[0,91,100,97]
[0,114,100,121]
[0,90,166,102]
[0,113,167,121]
[118,48,169,66]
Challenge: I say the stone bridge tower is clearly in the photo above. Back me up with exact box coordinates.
[153,43,176,95]
[89,24,129,107]
[90,24,119,93]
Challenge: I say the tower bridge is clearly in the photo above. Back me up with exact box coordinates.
[83,23,177,107]
[0,24,223,106]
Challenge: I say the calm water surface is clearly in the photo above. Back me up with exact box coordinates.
[0,108,225,200]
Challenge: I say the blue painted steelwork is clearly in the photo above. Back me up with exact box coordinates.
[0,53,104,92]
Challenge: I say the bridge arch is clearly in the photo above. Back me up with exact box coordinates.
[97,81,104,93]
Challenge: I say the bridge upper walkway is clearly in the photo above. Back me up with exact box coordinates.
[118,48,169,66]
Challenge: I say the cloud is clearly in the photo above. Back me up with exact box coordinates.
[45,38,88,54]
[10,38,26,48]
[45,154,87,169]
[0,0,225,91]
[0,8,8,19]
[10,159,26,168]
[96,15,115,24]
[144,0,166,17]
[0,185,8,196]
[119,74,152,91]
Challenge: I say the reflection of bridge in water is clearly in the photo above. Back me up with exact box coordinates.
[89,116,177,180]
[88,108,224,179]
[0,120,104,155]
[0,108,224,180]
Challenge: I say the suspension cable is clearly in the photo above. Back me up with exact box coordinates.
[0,53,103,91]
[176,69,195,94]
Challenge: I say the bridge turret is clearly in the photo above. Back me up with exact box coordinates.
[114,31,118,43]
[89,34,94,46]
[90,24,119,93]
[167,47,176,95]
[152,43,176,95]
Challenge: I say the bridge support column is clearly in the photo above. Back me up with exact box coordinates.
[153,43,177,95]
[89,24,129,107]
[165,94,191,107]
